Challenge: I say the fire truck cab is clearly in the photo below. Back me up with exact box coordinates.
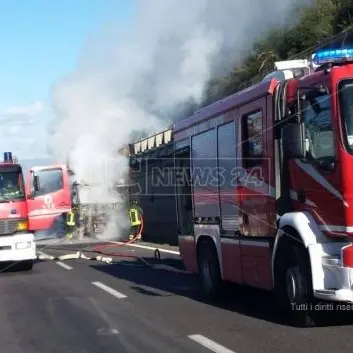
[175,47,353,326]
[26,164,72,235]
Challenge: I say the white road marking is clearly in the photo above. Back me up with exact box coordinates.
[92,281,127,299]
[37,251,55,260]
[108,241,180,255]
[188,334,236,353]
[55,261,73,270]
[97,328,119,335]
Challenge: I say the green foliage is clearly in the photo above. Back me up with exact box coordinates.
[202,0,353,106]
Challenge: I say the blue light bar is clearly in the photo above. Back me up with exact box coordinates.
[313,48,353,65]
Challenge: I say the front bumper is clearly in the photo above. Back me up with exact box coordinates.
[314,256,353,303]
[314,289,353,303]
[0,233,36,262]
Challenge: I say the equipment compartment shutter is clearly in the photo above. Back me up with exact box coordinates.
[218,121,239,231]
[191,129,219,218]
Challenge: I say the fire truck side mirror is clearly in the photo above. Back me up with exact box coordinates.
[282,123,305,159]
[33,175,40,192]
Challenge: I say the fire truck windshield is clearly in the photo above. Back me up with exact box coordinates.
[302,89,334,163]
[339,79,353,153]
[0,170,25,201]
[33,168,63,197]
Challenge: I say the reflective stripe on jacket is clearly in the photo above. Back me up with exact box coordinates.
[66,211,75,226]
[129,207,141,226]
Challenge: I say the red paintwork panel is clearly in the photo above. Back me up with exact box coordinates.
[294,162,342,221]
[221,241,242,283]
[174,78,278,141]
[240,192,276,237]
[289,159,345,232]
[0,201,28,219]
[240,245,273,290]
[178,235,198,273]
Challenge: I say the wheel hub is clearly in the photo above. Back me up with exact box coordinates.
[285,266,305,304]
[201,257,213,290]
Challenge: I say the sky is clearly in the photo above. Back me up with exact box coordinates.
[0,0,134,165]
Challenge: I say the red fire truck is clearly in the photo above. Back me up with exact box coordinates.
[174,48,353,326]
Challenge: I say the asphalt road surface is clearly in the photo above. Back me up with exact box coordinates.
[1,241,353,353]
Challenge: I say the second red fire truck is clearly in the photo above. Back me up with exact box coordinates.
[172,48,353,326]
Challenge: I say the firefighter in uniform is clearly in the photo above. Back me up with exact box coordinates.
[66,180,80,240]
[66,210,76,239]
[129,200,143,241]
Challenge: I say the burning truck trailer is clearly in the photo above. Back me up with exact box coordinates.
[67,165,131,240]
[65,128,177,242]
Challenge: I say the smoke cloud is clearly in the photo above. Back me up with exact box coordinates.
[48,0,312,241]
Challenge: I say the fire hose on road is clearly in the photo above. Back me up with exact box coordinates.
[36,217,190,275]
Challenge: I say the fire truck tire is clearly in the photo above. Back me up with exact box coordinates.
[197,239,222,301]
[274,230,316,327]
[18,260,34,271]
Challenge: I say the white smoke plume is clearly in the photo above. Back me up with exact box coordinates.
[49,0,313,241]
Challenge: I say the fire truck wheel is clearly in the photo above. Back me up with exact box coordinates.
[197,239,222,301]
[18,260,34,272]
[275,234,316,327]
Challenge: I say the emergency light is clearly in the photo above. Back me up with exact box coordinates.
[313,48,353,65]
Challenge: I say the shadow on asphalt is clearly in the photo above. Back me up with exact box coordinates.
[90,257,353,329]
[0,262,35,275]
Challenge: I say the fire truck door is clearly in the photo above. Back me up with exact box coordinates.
[238,99,272,237]
[236,99,274,290]
[26,165,72,231]
[289,86,344,227]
